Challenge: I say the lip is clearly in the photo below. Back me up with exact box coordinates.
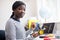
[21,13,25,16]
[18,13,25,17]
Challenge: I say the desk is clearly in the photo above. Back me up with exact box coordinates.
[34,34,46,40]
[33,34,60,40]
[34,36,60,40]
[34,36,43,40]
[28,33,60,40]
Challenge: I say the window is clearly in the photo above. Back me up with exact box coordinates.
[37,0,60,23]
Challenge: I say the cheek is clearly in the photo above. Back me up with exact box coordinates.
[16,10,20,13]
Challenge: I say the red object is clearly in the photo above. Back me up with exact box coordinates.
[44,38,50,40]
[44,36,51,40]
[44,36,48,38]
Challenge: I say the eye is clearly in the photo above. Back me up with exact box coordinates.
[18,8,22,10]
[17,7,25,11]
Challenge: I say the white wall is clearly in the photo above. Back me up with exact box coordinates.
[0,0,14,30]
[53,22,60,35]
[0,0,37,30]
[22,0,37,18]
[56,22,60,32]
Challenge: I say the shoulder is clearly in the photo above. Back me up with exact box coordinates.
[5,18,16,29]
[6,18,15,24]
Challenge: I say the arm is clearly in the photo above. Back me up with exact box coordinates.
[5,21,16,40]
[26,28,33,37]
[6,20,33,40]
[6,21,31,40]
[25,22,36,37]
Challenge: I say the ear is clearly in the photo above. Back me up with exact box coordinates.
[13,9,16,12]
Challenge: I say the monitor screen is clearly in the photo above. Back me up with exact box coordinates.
[42,23,55,34]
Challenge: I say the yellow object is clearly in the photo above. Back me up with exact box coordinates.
[47,34,54,38]
[38,30,44,35]
[28,20,39,29]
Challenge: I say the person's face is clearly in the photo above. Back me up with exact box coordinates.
[13,5,26,18]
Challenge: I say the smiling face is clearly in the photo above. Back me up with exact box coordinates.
[13,5,26,18]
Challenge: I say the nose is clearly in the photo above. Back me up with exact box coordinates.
[21,10,25,13]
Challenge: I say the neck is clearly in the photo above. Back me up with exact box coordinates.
[13,15,20,20]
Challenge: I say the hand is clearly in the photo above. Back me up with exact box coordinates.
[25,22,36,30]
[31,22,36,30]
[25,24,29,31]
[32,32,39,38]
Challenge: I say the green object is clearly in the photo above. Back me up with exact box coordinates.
[55,36,60,39]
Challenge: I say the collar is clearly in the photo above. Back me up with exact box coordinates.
[11,17,20,22]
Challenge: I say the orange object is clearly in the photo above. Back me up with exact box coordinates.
[31,22,36,28]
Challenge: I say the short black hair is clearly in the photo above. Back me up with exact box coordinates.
[12,1,26,10]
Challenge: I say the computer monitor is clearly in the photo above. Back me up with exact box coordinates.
[42,23,55,34]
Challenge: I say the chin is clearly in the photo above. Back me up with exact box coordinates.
[20,16,24,18]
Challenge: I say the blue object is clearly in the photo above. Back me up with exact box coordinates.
[34,23,40,31]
